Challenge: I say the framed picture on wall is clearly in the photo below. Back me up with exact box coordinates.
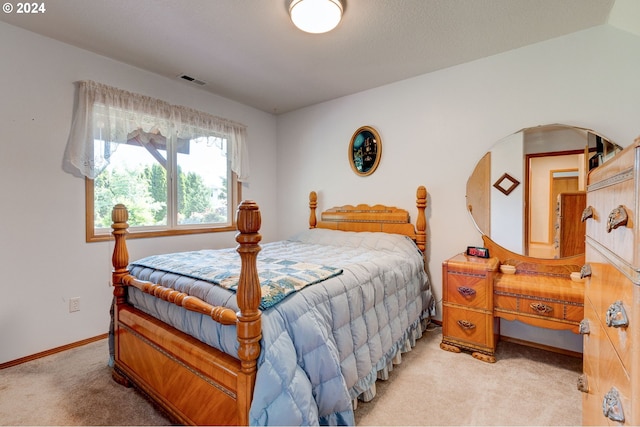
[349,126,382,176]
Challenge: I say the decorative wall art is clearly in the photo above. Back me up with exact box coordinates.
[349,126,381,176]
[493,172,520,195]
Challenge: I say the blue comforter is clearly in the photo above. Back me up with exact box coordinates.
[126,228,434,425]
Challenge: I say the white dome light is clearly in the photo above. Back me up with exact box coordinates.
[289,0,343,34]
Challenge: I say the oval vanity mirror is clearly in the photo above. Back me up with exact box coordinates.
[467,124,622,259]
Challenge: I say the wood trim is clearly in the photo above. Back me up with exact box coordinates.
[85,178,95,242]
[0,333,108,370]
[499,335,582,359]
[86,178,242,243]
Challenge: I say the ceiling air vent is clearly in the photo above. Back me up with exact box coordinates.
[178,74,206,86]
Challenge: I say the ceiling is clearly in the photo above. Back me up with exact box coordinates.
[1,0,619,114]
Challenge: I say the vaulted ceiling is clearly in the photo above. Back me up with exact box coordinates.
[1,0,623,113]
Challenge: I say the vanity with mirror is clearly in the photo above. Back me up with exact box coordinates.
[467,123,620,259]
[441,124,623,363]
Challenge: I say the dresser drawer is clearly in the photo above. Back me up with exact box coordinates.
[591,347,631,425]
[519,297,565,321]
[442,305,495,350]
[494,293,582,321]
[493,270,584,326]
[583,297,632,424]
[586,167,635,267]
[522,296,583,322]
[585,261,634,373]
[443,253,498,310]
[443,271,490,310]
[583,370,632,426]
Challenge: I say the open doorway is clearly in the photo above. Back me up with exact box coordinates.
[549,169,580,240]
[526,151,584,258]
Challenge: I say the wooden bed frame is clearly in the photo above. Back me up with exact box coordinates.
[110,185,427,425]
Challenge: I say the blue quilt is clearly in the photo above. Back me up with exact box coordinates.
[130,251,343,309]
[126,228,434,426]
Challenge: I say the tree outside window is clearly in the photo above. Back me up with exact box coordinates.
[87,133,238,241]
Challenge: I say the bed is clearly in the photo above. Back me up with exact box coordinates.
[109,186,433,425]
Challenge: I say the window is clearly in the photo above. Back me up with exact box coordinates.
[64,81,249,242]
[86,133,240,241]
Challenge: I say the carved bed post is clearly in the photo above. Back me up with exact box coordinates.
[112,204,130,301]
[110,204,130,386]
[234,200,262,425]
[309,191,318,229]
[415,186,427,253]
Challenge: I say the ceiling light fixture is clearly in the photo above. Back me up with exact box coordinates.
[289,0,343,34]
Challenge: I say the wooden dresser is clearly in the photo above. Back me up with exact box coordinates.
[441,250,584,363]
[581,139,639,425]
[440,253,499,363]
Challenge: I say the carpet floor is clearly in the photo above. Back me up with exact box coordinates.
[0,325,583,425]
[355,326,583,426]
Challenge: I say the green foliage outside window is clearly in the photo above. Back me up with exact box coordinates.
[94,163,227,229]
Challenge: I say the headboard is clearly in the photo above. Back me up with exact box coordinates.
[308,185,427,252]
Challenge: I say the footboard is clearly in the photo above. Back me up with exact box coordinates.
[110,201,262,426]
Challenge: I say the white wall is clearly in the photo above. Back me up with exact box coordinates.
[3,21,640,363]
[490,132,524,254]
[276,25,640,352]
[0,22,278,364]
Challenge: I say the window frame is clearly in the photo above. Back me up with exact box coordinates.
[85,174,241,242]
[66,81,249,242]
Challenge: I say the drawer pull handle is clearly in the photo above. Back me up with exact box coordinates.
[579,319,590,335]
[607,205,628,233]
[457,320,476,330]
[605,301,629,328]
[581,205,594,222]
[602,387,625,423]
[530,303,552,314]
[577,374,589,393]
[457,286,476,297]
[580,264,592,279]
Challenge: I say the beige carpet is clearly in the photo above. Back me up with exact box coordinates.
[0,340,171,426]
[355,326,582,426]
[0,326,582,426]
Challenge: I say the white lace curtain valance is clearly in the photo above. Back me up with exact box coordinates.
[63,80,249,181]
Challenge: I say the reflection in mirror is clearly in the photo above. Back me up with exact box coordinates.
[467,124,622,259]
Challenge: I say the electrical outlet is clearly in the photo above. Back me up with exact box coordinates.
[69,297,80,313]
